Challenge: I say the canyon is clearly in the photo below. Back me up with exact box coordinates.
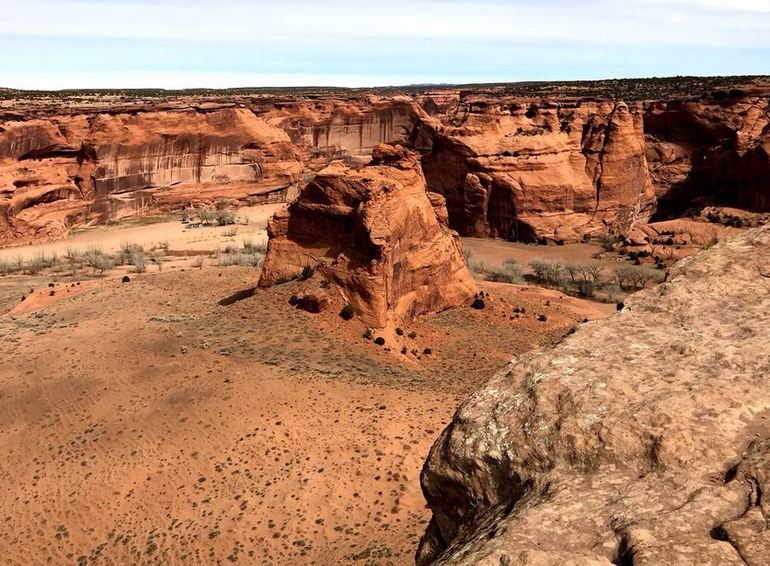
[2,78,770,566]
[2,78,770,247]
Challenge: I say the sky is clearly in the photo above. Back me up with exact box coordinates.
[1,0,769,89]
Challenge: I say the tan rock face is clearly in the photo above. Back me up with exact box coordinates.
[258,144,477,329]
[421,98,657,242]
[418,224,770,565]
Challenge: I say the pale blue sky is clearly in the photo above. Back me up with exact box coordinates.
[1,0,769,89]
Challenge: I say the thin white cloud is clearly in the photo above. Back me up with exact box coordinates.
[1,0,768,47]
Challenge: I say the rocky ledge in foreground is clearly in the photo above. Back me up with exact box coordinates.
[418,224,770,565]
[259,144,476,329]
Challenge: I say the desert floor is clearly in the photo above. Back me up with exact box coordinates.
[0,213,614,565]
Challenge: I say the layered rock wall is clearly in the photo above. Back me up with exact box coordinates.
[421,98,657,242]
[645,95,770,215]
[0,107,303,243]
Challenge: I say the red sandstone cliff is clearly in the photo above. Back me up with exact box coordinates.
[2,89,770,245]
[421,98,657,242]
[0,107,303,243]
[0,97,425,244]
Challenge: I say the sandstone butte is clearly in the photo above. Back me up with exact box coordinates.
[417,224,770,565]
[2,88,769,246]
[258,144,477,329]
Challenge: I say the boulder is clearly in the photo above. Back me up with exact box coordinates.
[418,224,770,565]
[289,292,331,314]
[259,144,477,329]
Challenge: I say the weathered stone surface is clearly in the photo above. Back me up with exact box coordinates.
[259,144,477,329]
[418,225,770,565]
[270,97,426,162]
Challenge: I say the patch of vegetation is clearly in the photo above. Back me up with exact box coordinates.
[339,304,354,320]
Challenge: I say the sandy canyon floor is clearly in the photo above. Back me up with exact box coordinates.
[0,213,613,565]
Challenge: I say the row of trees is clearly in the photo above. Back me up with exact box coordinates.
[468,253,665,299]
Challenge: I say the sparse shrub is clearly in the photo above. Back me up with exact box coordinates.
[216,210,236,226]
[131,249,147,273]
[250,240,269,254]
[320,279,331,289]
[395,328,404,336]
[486,259,523,283]
[471,297,485,310]
[300,265,314,280]
[401,346,407,355]
[614,265,662,290]
[193,256,205,268]
[26,256,45,275]
[219,253,264,268]
[407,331,417,339]
[116,243,143,266]
[374,337,385,346]
[598,234,619,252]
[469,260,487,277]
[423,348,432,355]
[90,254,114,276]
[577,280,596,297]
[45,252,60,268]
[152,252,165,272]
[463,248,473,265]
[0,260,12,276]
[363,328,373,340]
[530,258,565,288]
[339,304,354,320]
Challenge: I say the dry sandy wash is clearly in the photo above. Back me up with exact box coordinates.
[0,247,610,565]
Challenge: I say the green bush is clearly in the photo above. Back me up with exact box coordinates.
[300,265,314,280]
[339,304,354,320]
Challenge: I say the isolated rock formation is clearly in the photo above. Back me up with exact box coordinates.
[418,224,770,565]
[258,144,476,329]
[421,98,657,242]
